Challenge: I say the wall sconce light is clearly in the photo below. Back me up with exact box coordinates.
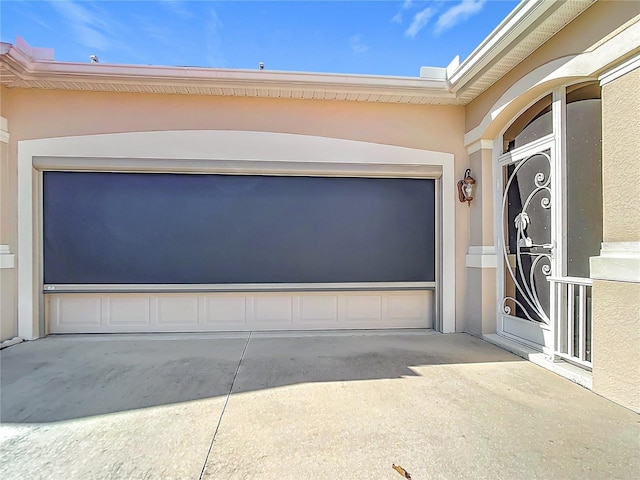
[457,168,476,206]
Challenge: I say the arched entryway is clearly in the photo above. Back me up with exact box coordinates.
[494,82,603,369]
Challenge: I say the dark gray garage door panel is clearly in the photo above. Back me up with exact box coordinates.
[43,172,435,285]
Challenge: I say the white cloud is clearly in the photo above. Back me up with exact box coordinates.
[207,8,223,31]
[157,0,193,20]
[435,0,486,34]
[349,34,368,55]
[405,7,436,38]
[140,23,174,48]
[49,0,111,51]
[205,8,225,67]
[391,0,415,24]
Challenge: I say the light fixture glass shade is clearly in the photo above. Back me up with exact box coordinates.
[463,182,475,200]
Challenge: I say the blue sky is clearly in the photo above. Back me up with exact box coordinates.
[1,1,519,76]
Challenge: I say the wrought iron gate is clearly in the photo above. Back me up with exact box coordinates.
[497,137,555,351]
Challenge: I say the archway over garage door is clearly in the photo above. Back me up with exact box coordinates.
[17,131,456,337]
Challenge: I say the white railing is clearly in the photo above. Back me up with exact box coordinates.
[548,276,593,369]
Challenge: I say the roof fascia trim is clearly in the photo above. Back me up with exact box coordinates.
[448,0,580,90]
[1,45,453,100]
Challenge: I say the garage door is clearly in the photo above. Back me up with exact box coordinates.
[43,171,436,333]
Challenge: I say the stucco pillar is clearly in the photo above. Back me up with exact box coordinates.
[463,140,497,337]
[590,61,640,412]
[0,116,18,342]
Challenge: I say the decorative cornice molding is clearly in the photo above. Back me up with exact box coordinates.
[466,246,497,269]
[599,53,640,86]
[0,245,15,269]
[590,242,640,283]
[600,242,640,256]
[466,139,494,155]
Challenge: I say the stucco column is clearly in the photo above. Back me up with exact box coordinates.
[0,116,18,342]
[463,140,497,337]
[590,61,640,413]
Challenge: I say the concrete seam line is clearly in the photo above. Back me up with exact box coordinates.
[199,331,252,480]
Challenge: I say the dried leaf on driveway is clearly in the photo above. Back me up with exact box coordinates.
[392,463,412,479]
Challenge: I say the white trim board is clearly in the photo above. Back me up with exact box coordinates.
[44,282,436,294]
[18,130,457,339]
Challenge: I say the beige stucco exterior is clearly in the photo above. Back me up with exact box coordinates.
[462,147,496,336]
[467,147,495,247]
[588,67,640,413]
[464,268,497,338]
[1,114,17,341]
[2,88,465,149]
[1,0,638,412]
[592,280,640,412]
[601,67,640,243]
[0,87,469,340]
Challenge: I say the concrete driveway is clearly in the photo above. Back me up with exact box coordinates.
[1,332,638,480]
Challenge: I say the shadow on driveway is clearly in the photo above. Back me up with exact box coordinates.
[1,332,518,423]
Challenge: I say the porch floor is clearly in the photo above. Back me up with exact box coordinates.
[1,332,638,479]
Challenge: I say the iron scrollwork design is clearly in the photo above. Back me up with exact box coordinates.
[501,152,553,324]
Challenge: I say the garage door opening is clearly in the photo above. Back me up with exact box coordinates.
[17,131,456,338]
[43,172,436,333]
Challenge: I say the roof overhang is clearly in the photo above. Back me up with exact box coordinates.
[0,42,456,105]
[449,0,595,102]
[0,0,596,105]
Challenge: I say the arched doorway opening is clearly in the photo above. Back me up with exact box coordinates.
[495,82,602,369]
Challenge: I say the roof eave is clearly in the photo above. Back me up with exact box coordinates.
[0,1,598,104]
[449,0,566,90]
[1,45,455,103]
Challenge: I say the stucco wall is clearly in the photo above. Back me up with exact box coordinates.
[465,0,640,134]
[0,269,16,342]
[468,148,494,247]
[1,87,469,333]
[1,88,18,263]
[590,66,640,413]
[601,67,640,242]
[592,280,640,412]
[1,132,17,342]
[464,268,497,338]
[3,88,463,150]
[463,147,497,336]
